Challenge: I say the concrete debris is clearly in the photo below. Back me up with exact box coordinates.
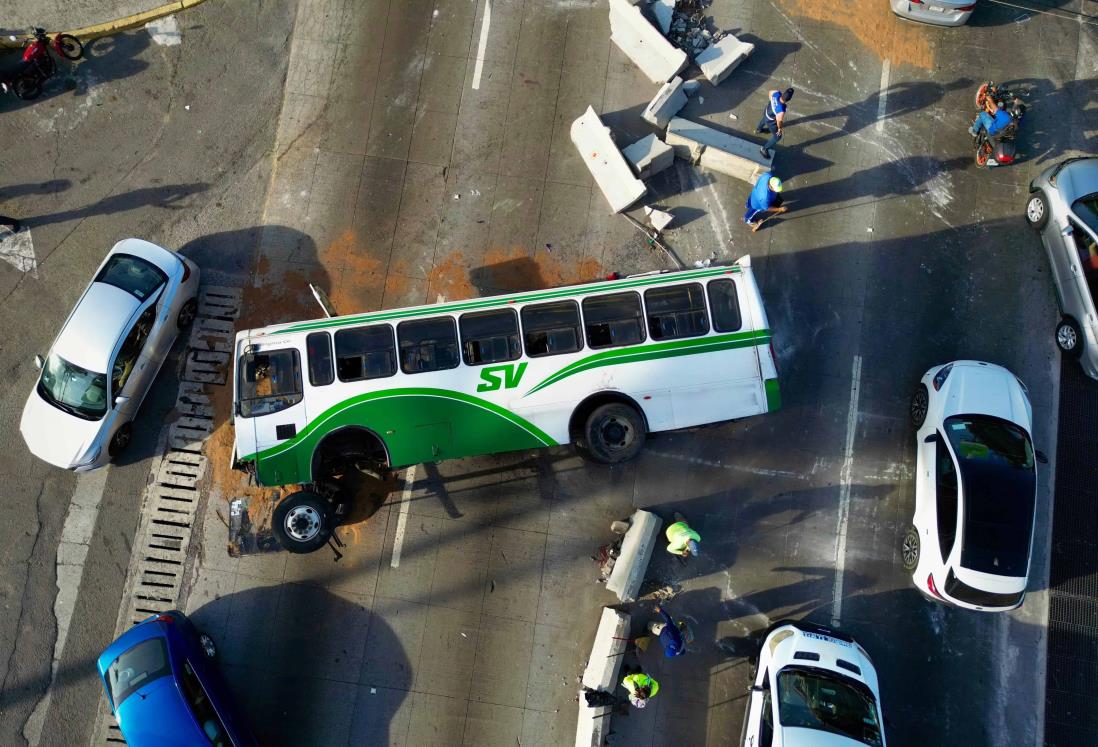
[623,134,675,181]
[666,0,721,57]
[608,0,688,84]
[666,116,772,184]
[682,79,702,96]
[644,206,675,232]
[571,106,647,213]
[652,0,676,34]
[696,34,755,85]
[606,509,663,603]
[641,76,687,129]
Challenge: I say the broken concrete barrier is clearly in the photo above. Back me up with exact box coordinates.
[622,134,674,181]
[608,0,688,84]
[695,34,755,85]
[571,106,647,213]
[641,76,687,129]
[666,116,773,184]
[652,0,675,34]
[575,607,630,747]
[606,509,663,603]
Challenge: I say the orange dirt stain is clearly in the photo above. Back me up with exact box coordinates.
[778,0,934,70]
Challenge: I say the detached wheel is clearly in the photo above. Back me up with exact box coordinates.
[176,298,198,329]
[909,384,929,428]
[1056,318,1082,356]
[273,491,331,554]
[901,526,920,571]
[197,632,217,660]
[583,403,645,464]
[1025,191,1049,229]
[108,423,132,457]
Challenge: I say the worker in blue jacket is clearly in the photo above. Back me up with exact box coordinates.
[744,173,787,232]
[649,604,687,658]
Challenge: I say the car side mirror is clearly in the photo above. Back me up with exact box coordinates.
[924,434,937,444]
[1036,450,1049,464]
[33,354,43,369]
[749,684,766,693]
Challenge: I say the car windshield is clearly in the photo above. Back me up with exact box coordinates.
[38,353,109,420]
[106,638,171,707]
[944,415,1036,576]
[94,254,167,301]
[777,667,883,746]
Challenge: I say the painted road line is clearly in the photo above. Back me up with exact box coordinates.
[24,468,110,746]
[391,465,417,568]
[472,0,492,90]
[876,59,891,132]
[0,227,37,277]
[831,354,862,627]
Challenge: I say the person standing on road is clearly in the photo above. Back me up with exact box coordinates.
[756,87,794,159]
[665,512,700,557]
[650,604,687,658]
[621,670,660,708]
[743,173,787,233]
[0,214,19,234]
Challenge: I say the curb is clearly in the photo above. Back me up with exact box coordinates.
[0,0,209,49]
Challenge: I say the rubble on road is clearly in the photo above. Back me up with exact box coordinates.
[667,0,721,56]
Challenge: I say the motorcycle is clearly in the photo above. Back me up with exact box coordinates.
[2,27,83,101]
[972,81,1026,168]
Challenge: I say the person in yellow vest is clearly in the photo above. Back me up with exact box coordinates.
[621,670,659,708]
[665,512,700,557]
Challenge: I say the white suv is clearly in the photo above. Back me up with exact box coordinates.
[741,620,886,747]
[20,239,200,471]
[904,361,1038,611]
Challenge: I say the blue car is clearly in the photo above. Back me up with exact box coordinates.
[96,610,257,746]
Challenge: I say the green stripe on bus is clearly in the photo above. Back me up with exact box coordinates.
[275,266,741,334]
[524,330,772,397]
[765,377,781,411]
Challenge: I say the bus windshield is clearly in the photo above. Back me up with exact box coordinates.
[777,667,883,746]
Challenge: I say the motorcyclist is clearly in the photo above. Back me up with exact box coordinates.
[970,100,1013,139]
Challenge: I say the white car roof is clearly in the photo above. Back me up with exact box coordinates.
[939,361,1030,429]
[52,282,139,373]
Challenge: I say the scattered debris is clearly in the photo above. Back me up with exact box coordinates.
[682,79,702,96]
[729,112,738,120]
[644,206,675,232]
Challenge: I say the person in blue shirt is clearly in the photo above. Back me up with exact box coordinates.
[755,87,794,158]
[649,604,687,658]
[970,100,1013,138]
[743,172,787,232]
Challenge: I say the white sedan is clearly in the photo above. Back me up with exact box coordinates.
[741,620,886,747]
[20,239,200,471]
[904,361,1038,611]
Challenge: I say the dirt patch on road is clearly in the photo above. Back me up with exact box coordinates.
[778,0,934,70]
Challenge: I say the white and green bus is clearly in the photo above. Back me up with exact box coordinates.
[232,256,779,551]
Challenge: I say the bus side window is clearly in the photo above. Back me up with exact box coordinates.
[644,283,709,341]
[398,317,461,374]
[334,325,397,381]
[521,301,583,357]
[238,348,303,417]
[306,332,335,386]
[582,292,645,349]
[460,308,521,366]
[707,279,743,332]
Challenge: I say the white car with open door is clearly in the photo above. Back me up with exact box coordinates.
[20,239,200,471]
[742,620,886,747]
[904,361,1038,611]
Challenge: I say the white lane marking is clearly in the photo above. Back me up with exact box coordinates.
[471,0,492,90]
[831,355,862,627]
[0,227,37,277]
[146,15,182,46]
[390,465,417,568]
[24,468,110,746]
[876,59,891,132]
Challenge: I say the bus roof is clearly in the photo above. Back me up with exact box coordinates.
[243,262,750,339]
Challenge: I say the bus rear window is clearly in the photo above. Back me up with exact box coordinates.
[398,317,460,374]
[583,292,645,349]
[306,332,334,386]
[707,279,742,332]
[522,301,583,357]
[335,325,397,381]
[645,283,709,340]
[238,349,303,417]
[460,309,521,366]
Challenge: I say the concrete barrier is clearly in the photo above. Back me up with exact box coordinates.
[622,134,674,180]
[608,0,688,84]
[642,76,688,129]
[666,117,773,184]
[571,106,647,213]
[575,607,630,747]
[696,34,755,85]
[606,509,663,603]
[652,0,676,33]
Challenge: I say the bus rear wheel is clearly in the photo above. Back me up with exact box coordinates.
[273,491,332,554]
[584,403,645,464]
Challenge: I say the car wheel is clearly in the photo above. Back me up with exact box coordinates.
[198,632,217,659]
[1056,318,1082,356]
[272,491,332,554]
[901,526,920,571]
[583,403,646,464]
[108,423,132,458]
[1025,191,1049,230]
[176,298,198,329]
[909,384,929,429]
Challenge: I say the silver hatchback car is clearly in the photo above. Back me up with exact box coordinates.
[1026,157,1098,379]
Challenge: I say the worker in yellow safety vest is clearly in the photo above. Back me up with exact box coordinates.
[621,671,659,708]
[665,512,700,557]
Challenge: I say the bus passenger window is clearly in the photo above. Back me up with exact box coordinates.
[707,279,743,332]
[238,349,303,417]
[521,301,582,357]
[334,325,397,381]
[582,292,645,349]
[398,317,460,374]
[644,283,709,340]
[460,309,521,366]
[306,332,335,386]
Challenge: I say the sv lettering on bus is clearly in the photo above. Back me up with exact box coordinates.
[477,362,528,392]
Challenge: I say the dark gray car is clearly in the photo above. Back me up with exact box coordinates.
[1026,157,1098,379]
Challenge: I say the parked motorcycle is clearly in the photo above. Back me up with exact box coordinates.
[972,81,1026,168]
[2,27,83,101]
